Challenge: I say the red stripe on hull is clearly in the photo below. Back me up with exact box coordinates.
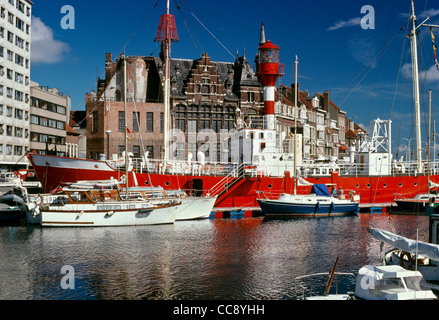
[29,155,438,208]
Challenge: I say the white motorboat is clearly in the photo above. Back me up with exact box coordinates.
[27,185,181,227]
[59,180,216,221]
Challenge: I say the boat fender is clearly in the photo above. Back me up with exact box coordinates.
[429,197,436,206]
[315,201,320,212]
[331,202,335,211]
[106,211,115,217]
[76,210,84,220]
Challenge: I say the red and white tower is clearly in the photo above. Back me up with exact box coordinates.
[256,26,283,130]
[155,0,179,161]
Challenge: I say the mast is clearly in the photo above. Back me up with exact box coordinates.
[163,0,171,162]
[124,56,129,198]
[294,56,298,195]
[428,89,432,192]
[155,0,179,162]
[409,0,423,173]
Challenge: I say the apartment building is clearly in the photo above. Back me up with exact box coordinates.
[0,0,32,171]
[29,81,71,156]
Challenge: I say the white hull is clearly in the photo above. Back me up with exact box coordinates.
[28,201,180,227]
[176,196,216,220]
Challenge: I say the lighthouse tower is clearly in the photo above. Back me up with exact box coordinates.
[256,23,283,130]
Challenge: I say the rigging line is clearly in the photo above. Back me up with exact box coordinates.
[338,34,398,108]
[336,29,404,107]
[391,19,409,155]
[121,0,162,53]
[177,0,235,59]
[174,0,204,56]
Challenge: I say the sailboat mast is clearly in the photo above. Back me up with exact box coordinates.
[124,56,129,197]
[163,0,171,162]
[428,89,432,192]
[294,56,298,195]
[410,0,423,173]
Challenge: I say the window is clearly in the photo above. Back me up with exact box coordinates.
[15,36,23,49]
[146,112,153,132]
[174,106,185,131]
[132,145,140,158]
[6,126,12,136]
[7,50,13,61]
[0,46,3,57]
[6,145,12,156]
[15,54,24,66]
[15,108,22,119]
[146,146,154,159]
[15,90,23,101]
[6,106,12,117]
[92,111,98,132]
[118,111,125,131]
[6,87,12,98]
[7,31,13,43]
[16,17,24,31]
[15,72,23,84]
[0,104,3,115]
[200,106,211,130]
[160,113,164,132]
[15,127,22,138]
[7,69,13,80]
[133,112,140,132]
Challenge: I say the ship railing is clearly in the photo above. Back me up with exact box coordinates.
[208,163,247,197]
[127,158,240,177]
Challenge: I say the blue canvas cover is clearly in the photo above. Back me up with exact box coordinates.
[310,184,331,197]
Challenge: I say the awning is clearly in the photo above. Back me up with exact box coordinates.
[339,145,349,151]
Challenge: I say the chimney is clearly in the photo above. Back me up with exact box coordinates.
[323,90,330,111]
[105,53,113,81]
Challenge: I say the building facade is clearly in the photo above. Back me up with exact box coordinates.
[0,0,32,171]
[29,81,71,156]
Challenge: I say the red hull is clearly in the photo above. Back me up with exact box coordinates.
[28,154,438,208]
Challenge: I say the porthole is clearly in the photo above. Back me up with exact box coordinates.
[144,181,150,185]
[367,184,371,188]
[268,184,273,189]
[383,184,387,188]
[356,184,360,188]
[165,181,170,186]
[399,183,403,187]
[414,182,418,187]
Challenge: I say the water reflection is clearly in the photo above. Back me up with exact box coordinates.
[0,213,430,300]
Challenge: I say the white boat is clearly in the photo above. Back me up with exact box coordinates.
[368,227,439,292]
[354,265,436,300]
[26,186,181,227]
[58,180,216,221]
[257,184,360,218]
[295,262,436,300]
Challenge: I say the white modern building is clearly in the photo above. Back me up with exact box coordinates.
[0,0,33,171]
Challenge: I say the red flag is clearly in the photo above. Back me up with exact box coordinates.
[126,127,131,134]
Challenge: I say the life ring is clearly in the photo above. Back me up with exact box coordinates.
[400,251,413,270]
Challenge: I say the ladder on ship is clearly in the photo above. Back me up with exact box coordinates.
[209,163,246,200]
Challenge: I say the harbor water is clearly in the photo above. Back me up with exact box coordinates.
[0,213,429,300]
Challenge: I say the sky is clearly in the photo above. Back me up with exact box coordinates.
[29,0,439,158]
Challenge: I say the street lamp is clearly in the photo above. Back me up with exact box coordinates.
[105,130,111,160]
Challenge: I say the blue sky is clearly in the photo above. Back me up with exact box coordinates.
[30,0,439,157]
